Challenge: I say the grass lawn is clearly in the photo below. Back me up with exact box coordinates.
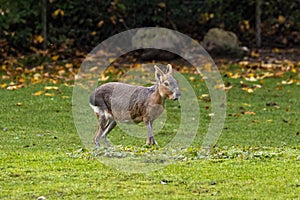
[0,68,299,199]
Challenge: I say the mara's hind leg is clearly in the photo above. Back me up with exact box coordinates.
[101,119,116,147]
[94,124,102,147]
[94,111,109,147]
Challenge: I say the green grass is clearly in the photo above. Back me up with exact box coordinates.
[0,73,300,199]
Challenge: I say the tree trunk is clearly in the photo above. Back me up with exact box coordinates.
[256,0,262,47]
[42,0,47,50]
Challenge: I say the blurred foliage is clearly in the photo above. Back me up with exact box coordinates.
[0,0,300,55]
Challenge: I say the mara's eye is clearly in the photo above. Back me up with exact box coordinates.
[163,82,169,86]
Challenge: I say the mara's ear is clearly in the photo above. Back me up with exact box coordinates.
[154,65,165,83]
[166,64,173,74]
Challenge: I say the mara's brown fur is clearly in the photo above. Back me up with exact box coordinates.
[89,64,180,147]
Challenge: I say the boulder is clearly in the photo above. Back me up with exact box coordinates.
[132,29,181,60]
[202,28,240,54]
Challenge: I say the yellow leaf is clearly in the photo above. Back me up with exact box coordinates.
[32,91,44,96]
[44,86,59,90]
[2,75,10,80]
[278,15,285,24]
[109,58,115,63]
[90,31,97,36]
[272,48,280,53]
[1,83,8,88]
[239,61,249,67]
[250,50,259,58]
[203,63,212,72]
[58,69,65,76]
[65,63,73,68]
[244,111,255,115]
[215,84,225,90]
[282,80,294,85]
[52,55,59,61]
[245,76,257,82]
[89,66,98,72]
[189,76,196,82]
[242,87,254,93]
[18,77,26,83]
[17,102,23,106]
[53,9,64,17]
[33,35,44,43]
[99,74,109,81]
[44,93,56,97]
[231,73,240,79]
[157,2,166,8]
[33,73,41,79]
[199,94,209,99]
[97,20,104,28]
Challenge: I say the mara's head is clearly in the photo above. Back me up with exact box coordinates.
[155,64,181,100]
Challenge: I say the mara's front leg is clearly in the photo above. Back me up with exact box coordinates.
[145,121,158,145]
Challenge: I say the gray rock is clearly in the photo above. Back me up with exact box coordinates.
[202,28,240,54]
[132,29,182,60]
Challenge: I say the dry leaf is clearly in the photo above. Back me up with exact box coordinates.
[44,86,59,90]
[189,76,196,82]
[44,93,56,97]
[242,87,254,93]
[52,55,60,61]
[32,91,44,96]
[1,83,8,88]
[244,111,256,115]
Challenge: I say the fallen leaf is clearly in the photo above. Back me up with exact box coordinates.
[215,84,225,90]
[65,63,73,68]
[58,69,66,76]
[242,87,254,93]
[33,35,44,44]
[32,91,44,96]
[17,102,23,106]
[44,86,59,90]
[99,74,109,81]
[244,111,256,115]
[89,66,98,72]
[7,84,24,90]
[282,80,294,85]
[2,75,10,80]
[1,83,8,88]
[245,76,257,82]
[52,55,60,61]
[250,50,260,58]
[189,76,196,82]
[199,94,209,99]
[44,93,56,97]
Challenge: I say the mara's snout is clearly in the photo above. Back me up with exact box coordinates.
[172,91,181,101]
